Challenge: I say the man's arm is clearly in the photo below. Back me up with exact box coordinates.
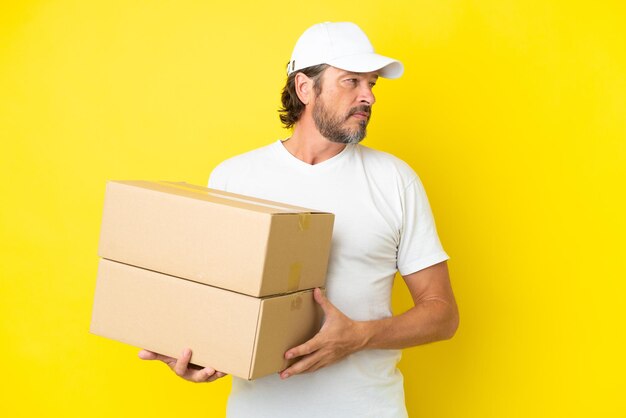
[279,261,459,379]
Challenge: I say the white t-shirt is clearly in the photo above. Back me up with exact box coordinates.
[209,140,449,418]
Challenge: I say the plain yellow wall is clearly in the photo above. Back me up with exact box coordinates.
[1,1,624,417]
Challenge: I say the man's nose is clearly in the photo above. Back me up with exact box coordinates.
[358,83,376,106]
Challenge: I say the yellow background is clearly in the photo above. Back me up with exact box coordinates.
[1,1,624,417]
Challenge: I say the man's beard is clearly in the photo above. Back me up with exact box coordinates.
[312,99,371,145]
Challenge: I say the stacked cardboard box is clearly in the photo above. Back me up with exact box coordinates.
[90,181,334,380]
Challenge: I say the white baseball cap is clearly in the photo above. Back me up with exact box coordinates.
[287,22,404,79]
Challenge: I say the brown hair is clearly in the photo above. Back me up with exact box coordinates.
[279,64,329,129]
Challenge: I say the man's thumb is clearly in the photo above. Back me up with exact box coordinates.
[313,287,331,311]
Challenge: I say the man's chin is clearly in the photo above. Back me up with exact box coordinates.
[325,133,366,145]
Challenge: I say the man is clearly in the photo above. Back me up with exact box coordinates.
[139,22,459,417]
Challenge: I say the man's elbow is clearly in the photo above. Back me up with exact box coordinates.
[441,305,460,340]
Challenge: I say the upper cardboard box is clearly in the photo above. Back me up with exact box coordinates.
[98,181,334,297]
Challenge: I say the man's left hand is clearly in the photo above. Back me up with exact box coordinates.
[279,287,368,379]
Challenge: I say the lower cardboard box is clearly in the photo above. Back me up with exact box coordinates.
[90,258,323,380]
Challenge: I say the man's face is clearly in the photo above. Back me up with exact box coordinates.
[311,67,378,144]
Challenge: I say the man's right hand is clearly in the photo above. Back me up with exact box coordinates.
[138,348,227,383]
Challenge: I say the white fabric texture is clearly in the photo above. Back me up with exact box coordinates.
[208,140,449,418]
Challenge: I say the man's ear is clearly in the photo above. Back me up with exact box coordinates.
[294,72,313,105]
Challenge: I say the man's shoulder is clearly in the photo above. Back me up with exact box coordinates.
[356,144,418,182]
[217,141,278,168]
[208,140,279,188]
[212,141,278,174]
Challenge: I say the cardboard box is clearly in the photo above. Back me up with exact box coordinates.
[90,259,323,380]
[98,180,334,297]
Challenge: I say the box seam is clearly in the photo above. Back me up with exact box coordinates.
[248,300,264,380]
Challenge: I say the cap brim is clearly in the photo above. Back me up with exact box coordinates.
[328,53,404,79]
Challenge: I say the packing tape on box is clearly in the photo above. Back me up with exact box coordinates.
[288,262,302,292]
[290,295,303,310]
[156,181,313,214]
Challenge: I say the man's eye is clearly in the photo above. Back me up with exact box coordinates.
[369,82,377,88]
[345,78,358,85]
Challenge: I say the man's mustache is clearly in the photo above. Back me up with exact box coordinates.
[347,105,372,119]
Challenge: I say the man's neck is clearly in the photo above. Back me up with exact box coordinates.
[283,123,347,165]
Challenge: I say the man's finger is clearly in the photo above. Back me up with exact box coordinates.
[191,367,216,383]
[285,334,322,360]
[203,370,228,383]
[173,348,192,376]
[280,353,322,379]
[138,349,176,364]
[206,370,225,383]
[138,349,157,360]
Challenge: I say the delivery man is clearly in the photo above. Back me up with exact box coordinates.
[139,21,459,418]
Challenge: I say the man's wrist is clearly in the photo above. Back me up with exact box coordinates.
[354,320,377,351]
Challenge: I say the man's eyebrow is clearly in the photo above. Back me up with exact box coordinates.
[343,71,379,80]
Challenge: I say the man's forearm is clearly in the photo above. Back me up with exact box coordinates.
[357,297,459,350]
[279,271,459,379]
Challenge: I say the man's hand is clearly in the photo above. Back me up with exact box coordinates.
[279,288,368,379]
[138,348,227,383]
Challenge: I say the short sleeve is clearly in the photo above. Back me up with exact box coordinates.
[396,175,449,276]
[208,161,230,190]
